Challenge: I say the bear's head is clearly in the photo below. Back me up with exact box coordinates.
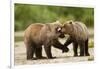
[52,21,65,38]
[43,21,65,39]
[62,20,74,35]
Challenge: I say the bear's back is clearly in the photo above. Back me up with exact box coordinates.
[72,22,89,41]
[24,23,44,40]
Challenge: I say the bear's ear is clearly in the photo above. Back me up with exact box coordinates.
[68,20,73,24]
[69,21,73,24]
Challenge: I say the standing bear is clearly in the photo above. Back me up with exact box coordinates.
[62,20,90,56]
[24,21,69,60]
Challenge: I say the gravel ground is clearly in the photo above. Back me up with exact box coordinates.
[14,39,94,65]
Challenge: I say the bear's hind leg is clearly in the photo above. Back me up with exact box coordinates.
[26,42,36,60]
[79,41,85,56]
[85,39,90,56]
[26,45,34,60]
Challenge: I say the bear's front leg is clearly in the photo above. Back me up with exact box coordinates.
[63,36,73,53]
[35,47,46,59]
[73,42,78,56]
[44,45,56,59]
[52,39,69,53]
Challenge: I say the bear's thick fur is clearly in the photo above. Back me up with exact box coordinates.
[24,21,69,60]
[62,20,90,56]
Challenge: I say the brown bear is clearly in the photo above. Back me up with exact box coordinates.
[24,21,69,60]
[62,20,90,56]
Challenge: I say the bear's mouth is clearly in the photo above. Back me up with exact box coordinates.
[59,33,65,38]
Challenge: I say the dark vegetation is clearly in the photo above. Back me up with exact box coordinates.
[15,4,94,31]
